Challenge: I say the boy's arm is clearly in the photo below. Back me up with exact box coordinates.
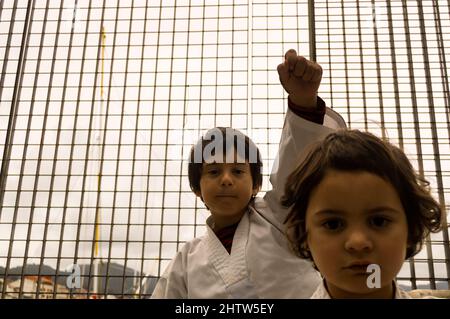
[263,50,346,223]
[277,49,322,110]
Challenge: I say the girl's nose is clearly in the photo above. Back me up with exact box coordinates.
[344,229,373,252]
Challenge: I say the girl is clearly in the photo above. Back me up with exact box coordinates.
[282,129,444,299]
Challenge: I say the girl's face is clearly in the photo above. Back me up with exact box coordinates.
[305,169,408,298]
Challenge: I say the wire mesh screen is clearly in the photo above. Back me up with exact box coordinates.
[0,0,448,299]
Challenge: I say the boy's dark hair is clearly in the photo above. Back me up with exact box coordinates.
[282,129,443,261]
[188,127,263,194]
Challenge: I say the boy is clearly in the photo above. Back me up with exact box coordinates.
[151,50,346,298]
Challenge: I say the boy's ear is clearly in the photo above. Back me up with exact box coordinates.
[252,186,261,196]
[194,190,202,199]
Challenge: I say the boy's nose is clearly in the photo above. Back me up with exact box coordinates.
[344,229,373,252]
[220,172,234,186]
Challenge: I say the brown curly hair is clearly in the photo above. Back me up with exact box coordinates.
[282,129,443,262]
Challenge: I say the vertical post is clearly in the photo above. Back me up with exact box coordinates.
[308,0,316,62]
[94,26,106,260]
[92,25,106,297]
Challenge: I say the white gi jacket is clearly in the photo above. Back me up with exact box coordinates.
[151,107,346,299]
[310,280,413,299]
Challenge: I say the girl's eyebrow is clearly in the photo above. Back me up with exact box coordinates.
[313,209,346,216]
[313,206,402,216]
[366,206,403,214]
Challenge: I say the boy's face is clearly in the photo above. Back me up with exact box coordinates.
[305,169,408,298]
[196,155,258,231]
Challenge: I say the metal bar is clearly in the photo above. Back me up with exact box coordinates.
[308,0,316,62]
[0,0,14,124]
[402,0,425,290]
[153,0,165,281]
[356,0,369,131]
[66,0,93,299]
[325,0,334,116]
[74,0,104,298]
[370,0,386,139]
[0,0,27,216]
[340,0,351,130]
[157,0,179,283]
[117,0,136,299]
[136,0,151,299]
[33,0,66,299]
[432,0,450,289]
[417,0,447,290]
[85,1,107,298]
[53,0,80,298]
[7,0,38,297]
[136,0,150,299]
[101,12,118,298]
[386,0,404,149]
[1,0,35,299]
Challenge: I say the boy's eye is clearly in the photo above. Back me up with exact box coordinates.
[322,218,345,231]
[207,169,219,175]
[369,216,391,228]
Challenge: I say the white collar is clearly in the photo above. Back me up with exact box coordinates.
[311,280,412,299]
[204,211,250,286]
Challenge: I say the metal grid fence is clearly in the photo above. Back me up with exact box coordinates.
[0,0,449,298]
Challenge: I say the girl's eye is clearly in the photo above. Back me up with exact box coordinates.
[207,169,219,175]
[233,169,244,174]
[370,216,391,228]
[322,219,344,231]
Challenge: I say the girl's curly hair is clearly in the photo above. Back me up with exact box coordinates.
[282,129,443,262]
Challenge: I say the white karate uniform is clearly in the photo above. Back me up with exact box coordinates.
[151,107,346,299]
[310,280,413,299]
